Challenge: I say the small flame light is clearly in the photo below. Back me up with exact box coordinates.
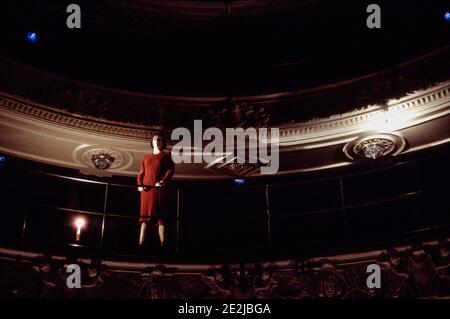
[74,216,86,241]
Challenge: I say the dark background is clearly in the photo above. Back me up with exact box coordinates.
[0,0,449,96]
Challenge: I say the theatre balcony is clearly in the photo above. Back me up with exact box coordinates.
[0,0,449,299]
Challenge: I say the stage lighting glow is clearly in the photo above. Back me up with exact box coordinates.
[234,178,246,185]
[444,11,450,22]
[26,32,38,43]
[0,155,7,164]
[75,217,85,229]
[74,216,86,241]
[361,102,421,134]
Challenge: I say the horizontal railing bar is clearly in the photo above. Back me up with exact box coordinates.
[270,208,345,219]
[343,191,422,210]
[31,170,109,185]
[31,204,105,216]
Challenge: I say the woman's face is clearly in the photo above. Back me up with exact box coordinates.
[152,135,163,150]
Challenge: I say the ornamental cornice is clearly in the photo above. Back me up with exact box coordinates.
[1,81,449,147]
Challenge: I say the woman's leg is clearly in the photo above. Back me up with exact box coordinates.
[157,219,165,247]
[139,222,147,245]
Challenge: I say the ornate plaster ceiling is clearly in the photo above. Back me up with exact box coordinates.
[1,81,449,179]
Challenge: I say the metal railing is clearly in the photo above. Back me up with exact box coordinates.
[1,148,449,258]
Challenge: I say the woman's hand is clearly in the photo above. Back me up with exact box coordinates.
[155,181,164,187]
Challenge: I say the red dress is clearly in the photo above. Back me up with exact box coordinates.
[137,151,175,223]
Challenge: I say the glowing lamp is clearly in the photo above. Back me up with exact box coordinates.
[444,11,450,22]
[74,216,86,241]
[26,32,39,43]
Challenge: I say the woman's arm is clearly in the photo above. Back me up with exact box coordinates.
[159,154,175,185]
[137,157,145,186]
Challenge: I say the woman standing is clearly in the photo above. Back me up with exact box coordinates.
[137,133,175,247]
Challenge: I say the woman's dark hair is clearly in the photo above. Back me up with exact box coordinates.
[152,132,166,149]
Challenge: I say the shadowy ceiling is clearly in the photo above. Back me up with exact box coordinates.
[1,0,449,96]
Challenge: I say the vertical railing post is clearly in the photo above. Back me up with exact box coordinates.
[339,177,350,242]
[265,184,272,249]
[20,211,28,248]
[176,187,180,254]
[21,168,33,248]
[100,183,109,248]
[413,161,422,190]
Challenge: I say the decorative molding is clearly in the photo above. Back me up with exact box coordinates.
[1,81,449,147]
[205,153,262,177]
[73,145,134,171]
[277,81,450,146]
[205,99,270,129]
[90,153,116,170]
[0,93,160,140]
[1,237,449,299]
[343,133,406,161]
